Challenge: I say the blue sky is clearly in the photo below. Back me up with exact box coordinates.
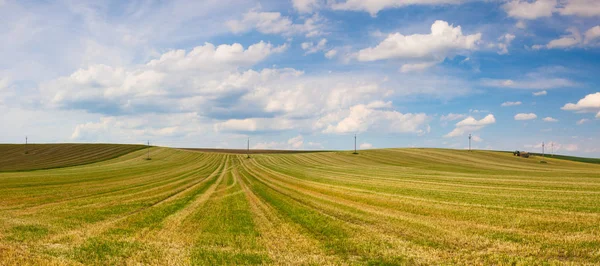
[1,0,599,156]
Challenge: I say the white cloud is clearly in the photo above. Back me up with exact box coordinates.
[319,102,430,134]
[147,41,287,72]
[292,0,321,13]
[503,0,556,20]
[584,25,600,44]
[330,0,465,16]
[253,135,303,150]
[533,90,547,96]
[514,113,537,120]
[557,0,600,17]
[501,101,522,107]
[577,118,589,125]
[533,27,581,50]
[227,10,324,37]
[71,113,202,142]
[445,114,496,137]
[440,113,466,121]
[564,144,579,151]
[533,25,600,50]
[287,135,304,149]
[482,78,576,90]
[597,111,600,119]
[214,117,297,133]
[360,143,373,149]
[471,135,483,142]
[492,33,516,54]
[252,135,320,150]
[543,117,558,122]
[400,62,439,73]
[302,38,328,54]
[325,49,338,59]
[525,141,578,153]
[562,92,600,113]
[356,20,481,70]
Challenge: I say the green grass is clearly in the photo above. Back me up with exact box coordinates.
[529,153,600,164]
[0,143,146,172]
[1,145,600,264]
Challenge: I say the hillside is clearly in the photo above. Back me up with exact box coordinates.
[1,147,599,264]
[0,144,146,172]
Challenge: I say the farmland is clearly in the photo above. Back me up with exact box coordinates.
[1,146,600,265]
[0,144,145,172]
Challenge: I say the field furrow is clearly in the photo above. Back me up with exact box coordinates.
[1,146,600,265]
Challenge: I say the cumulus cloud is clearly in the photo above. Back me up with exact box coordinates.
[533,90,547,96]
[525,141,578,153]
[356,20,481,70]
[503,0,556,20]
[557,0,600,17]
[482,78,576,90]
[302,39,328,54]
[252,135,309,150]
[292,0,321,13]
[532,27,582,50]
[445,114,496,137]
[490,33,516,54]
[562,92,600,113]
[533,25,600,50]
[71,113,202,142]
[330,0,465,16]
[146,41,287,72]
[577,118,589,125]
[359,143,373,149]
[503,0,600,19]
[440,113,467,121]
[214,117,298,133]
[471,135,483,142]
[514,113,537,120]
[324,49,338,59]
[227,10,324,37]
[543,117,558,122]
[584,25,600,44]
[318,102,430,134]
[501,101,522,107]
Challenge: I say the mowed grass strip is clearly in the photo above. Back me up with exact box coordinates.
[0,144,146,172]
[1,147,600,264]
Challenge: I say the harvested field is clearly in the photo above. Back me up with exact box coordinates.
[0,144,146,172]
[180,148,329,154]
[1,145,599,264]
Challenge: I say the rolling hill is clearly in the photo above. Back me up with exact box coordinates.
[0,144,146,172]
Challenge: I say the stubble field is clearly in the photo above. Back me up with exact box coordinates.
[1,145,599,265]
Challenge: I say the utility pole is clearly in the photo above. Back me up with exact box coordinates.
[26,136,28,145]
[25,136,28,154]
[247,137,250,159]
[468,134,472,152]
[353,134,357,154]
[551,142,554,157]
[147,140,150,160]
[542,142,545,158]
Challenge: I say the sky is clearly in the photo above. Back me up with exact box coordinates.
[1,0,599,157]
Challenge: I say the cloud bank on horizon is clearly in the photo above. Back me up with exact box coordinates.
[1,0,599,156]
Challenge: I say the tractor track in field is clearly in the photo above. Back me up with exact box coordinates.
[43,156,226,246]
